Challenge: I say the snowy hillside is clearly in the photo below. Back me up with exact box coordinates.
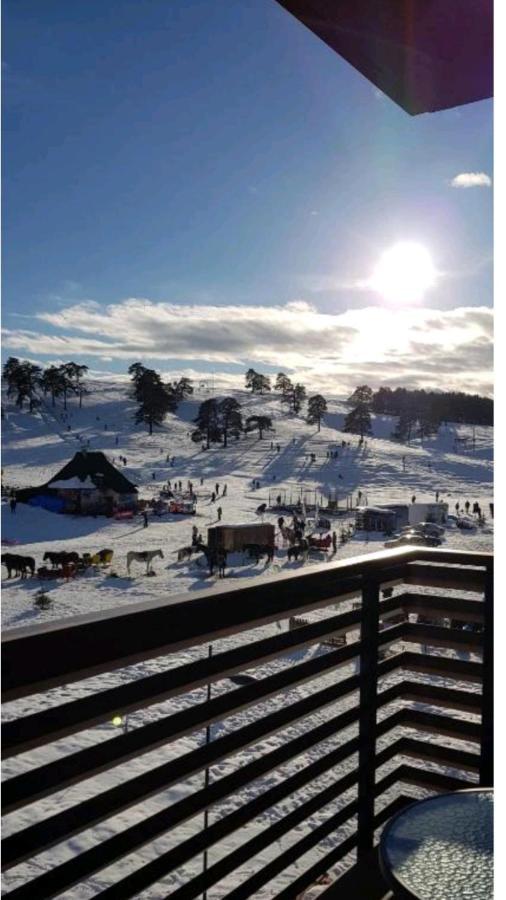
[1,380,493,898]
[2,379,493,629]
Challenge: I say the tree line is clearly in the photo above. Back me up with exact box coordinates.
[3,358,89,412]
[372,386,493,428]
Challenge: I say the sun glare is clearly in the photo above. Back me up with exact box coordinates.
[370,242,436,305]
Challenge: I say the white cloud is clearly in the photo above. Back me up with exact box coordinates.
[450,172,492,188]
[1,300,493,396]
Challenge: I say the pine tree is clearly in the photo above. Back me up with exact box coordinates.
[245,415,274,440]
[218,398,243,447]
[172,377,193,401]
[129,364,177,434]
[275,373,292,396]
[13,362,42,412]
[192,399,220,449]
[3,358,21,397]
[282,382,306,414]
[245,369,258,392]
[347,385,374,407]
[64,363,89,408]
[41,366,66,407]
[343,405,372,437]
[245,369,271,394]
[306,395,327,431]
[392,410,416,443]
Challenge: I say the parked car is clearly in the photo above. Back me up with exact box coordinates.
[400,522,444,537]
[456,517,476,530]
[385,533,442,548]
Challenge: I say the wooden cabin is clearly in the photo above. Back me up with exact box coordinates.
[17,451,138,516]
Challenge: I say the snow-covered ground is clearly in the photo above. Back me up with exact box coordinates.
[1,382,493,897]
[1,381,493,628]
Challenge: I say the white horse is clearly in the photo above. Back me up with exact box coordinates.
[126,549,164,575]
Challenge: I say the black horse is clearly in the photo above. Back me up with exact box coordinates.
[2,553,35,579]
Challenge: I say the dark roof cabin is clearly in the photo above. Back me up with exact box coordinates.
[17,451,138,515]
[46,451,137,495]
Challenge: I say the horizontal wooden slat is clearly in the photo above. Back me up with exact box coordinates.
[3,738,360,898]
[2,706,360,872]
[2,608,362,759]
[273,833,358,900]
[167,798,359,900]
[2,650,361,814]
[399,763,475,792]
[397,737,480,773]
[379,680,481,714]
[397,650,483,683]
[405,562,486,592]
[401,622,483,651]
[400,592,484,622]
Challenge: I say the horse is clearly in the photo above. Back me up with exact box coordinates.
[43,551,79,568]
[90,549,114,566]
[177,546,194,562]
[287,541,308,563]
[2,553,35,579]
[243,543,274,564]
[126,549,164,575]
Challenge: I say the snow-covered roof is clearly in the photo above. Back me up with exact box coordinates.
[48,476,97,490]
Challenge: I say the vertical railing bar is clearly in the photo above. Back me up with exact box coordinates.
[356,573,380,858]
[479,559,493,786]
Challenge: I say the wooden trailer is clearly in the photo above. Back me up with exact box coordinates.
[208,523,275,553]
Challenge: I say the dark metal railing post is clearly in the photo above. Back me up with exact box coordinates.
[357,576,380,858]
[203,644,213,900]
[479,558,493,786]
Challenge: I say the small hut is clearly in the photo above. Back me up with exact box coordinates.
[208,523,275,553]
[355,506,398,533]
[17,451,138,516]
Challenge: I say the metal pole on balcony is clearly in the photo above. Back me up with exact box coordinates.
[203,643,212,900]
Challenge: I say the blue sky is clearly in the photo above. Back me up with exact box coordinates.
[2,0,493,394]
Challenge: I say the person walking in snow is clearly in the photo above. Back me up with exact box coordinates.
[455,502,460,514]
[222,484,227,496]
[211,492,216,503]
[142,511,148,528]
[332,531,337,554]
[217,506,222,521]
[435,491,439,502]
[9,496,17,514]
[489,502,494,519]
[465,501,470,515]
[411,495,416,504]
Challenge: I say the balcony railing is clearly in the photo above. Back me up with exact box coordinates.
[1,547,493,899]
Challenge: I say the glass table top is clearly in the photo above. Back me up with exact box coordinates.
[380,790,493,900]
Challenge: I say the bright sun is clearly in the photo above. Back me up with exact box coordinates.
[369,242,437,305]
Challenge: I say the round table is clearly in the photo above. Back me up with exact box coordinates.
[379,789,493,900]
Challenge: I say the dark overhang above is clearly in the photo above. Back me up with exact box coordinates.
[276,0,493,115]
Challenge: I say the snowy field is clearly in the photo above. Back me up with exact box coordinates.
[1,382,493,898]
[1,380,493,629]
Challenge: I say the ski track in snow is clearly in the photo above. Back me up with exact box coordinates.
[1,383,493,897]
